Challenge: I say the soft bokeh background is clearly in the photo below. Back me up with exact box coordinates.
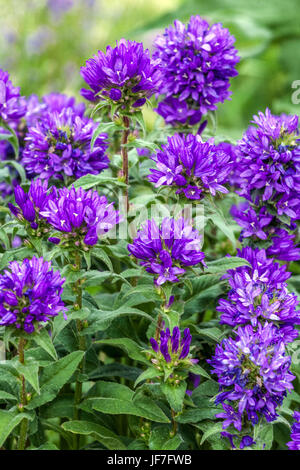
[1,0,300,137]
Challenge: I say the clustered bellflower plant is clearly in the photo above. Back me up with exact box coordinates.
[0,256,66,333]
[128,217,206,286]
[80,39,161,112]
[217,247,300,342]
[231,108,300,261]
[22,106,109,183]
[81,38,161,212]
[0,7,299,453]
[8,179,54,236]
[41,186,121,249]
[153,15,240,127]
[148,134,234,200]
[209,322,295,427]
[148,326,198,386]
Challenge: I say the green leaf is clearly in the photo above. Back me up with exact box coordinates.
[122,285,160,302]
[13,361,40,394]
[0,247,34,270]
[176,407,220,423]
[161,382,187,413]
[0,410,34,447]
[71,173,127,191]
[92,396,170,423]
[89,363,141,382]
[83,250,91,270]
[205,256,250,274]
[149,426,183,450]
[27,351,84,409]
[192,326,224,343]
[85,382,169,423]
[189,363,211,379]
[191,380,219,405]
[0,121,19,158]
[200,422,224,444]
[62,420,126,450]
[32,328,58,360]
[41,396,74,419]
[91,122,117,149]
[52,307,89,340]
[184,278,193,295]
[134,367,162,387]
[5,160,26,184]
[204,198,236,248]
[92,247,113,272]
[253,422,274,450]
[125,138,158,153]
[162,309,181,331]
[30,443,59,450]
[0,131,13,140]
[132,111,146,137]
[0,391,17,402]
[90,102,109,119]
[95,338,149,365]
[83,306,154,334]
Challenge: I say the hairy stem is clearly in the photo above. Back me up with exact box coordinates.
[171,409,178,435]
[17,337,28,450]
[121,116,130,213]
[155,313,163,342]
[73,252,86,449]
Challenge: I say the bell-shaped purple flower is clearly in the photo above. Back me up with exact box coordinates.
[128,217,206,285]
[40,186,121,248]
[148,134,233,200]
[0,256,67,333]
[22,106,109,182]
[80,39,161,113]
[153,16,239,126]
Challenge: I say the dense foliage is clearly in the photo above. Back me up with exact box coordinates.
[0,0,299,452]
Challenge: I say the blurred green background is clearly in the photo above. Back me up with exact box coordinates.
[1,0,300,136]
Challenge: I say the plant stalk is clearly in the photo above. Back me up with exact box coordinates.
[73,252,86,449]
[121,116,130,213]
[17,337,28,451]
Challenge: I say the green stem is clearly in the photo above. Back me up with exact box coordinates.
[155,313,163,342]
[171,409,178,435]
[72,252,86,449]
[17,337,28,451]
[121,116,130,213]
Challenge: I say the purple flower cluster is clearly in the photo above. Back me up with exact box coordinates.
[153,16,239,126]
[150,326,192,364]
[148,134,233,200]
[80,39,161,112]
[209,322,295,430]
[0,257,66,333]
[0,69,26,123]
[287,411,300,450]
[237,109,300,214]
[25,92,85,128]
[231,203,273,241]
[217,247,299,343]
[231,202,300,262]
[40,186,121,248]
[128,217,206,285]
[232,109,300,261]
[22,106,109,182]
[210,246,298,440]
[8,179,55,233]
